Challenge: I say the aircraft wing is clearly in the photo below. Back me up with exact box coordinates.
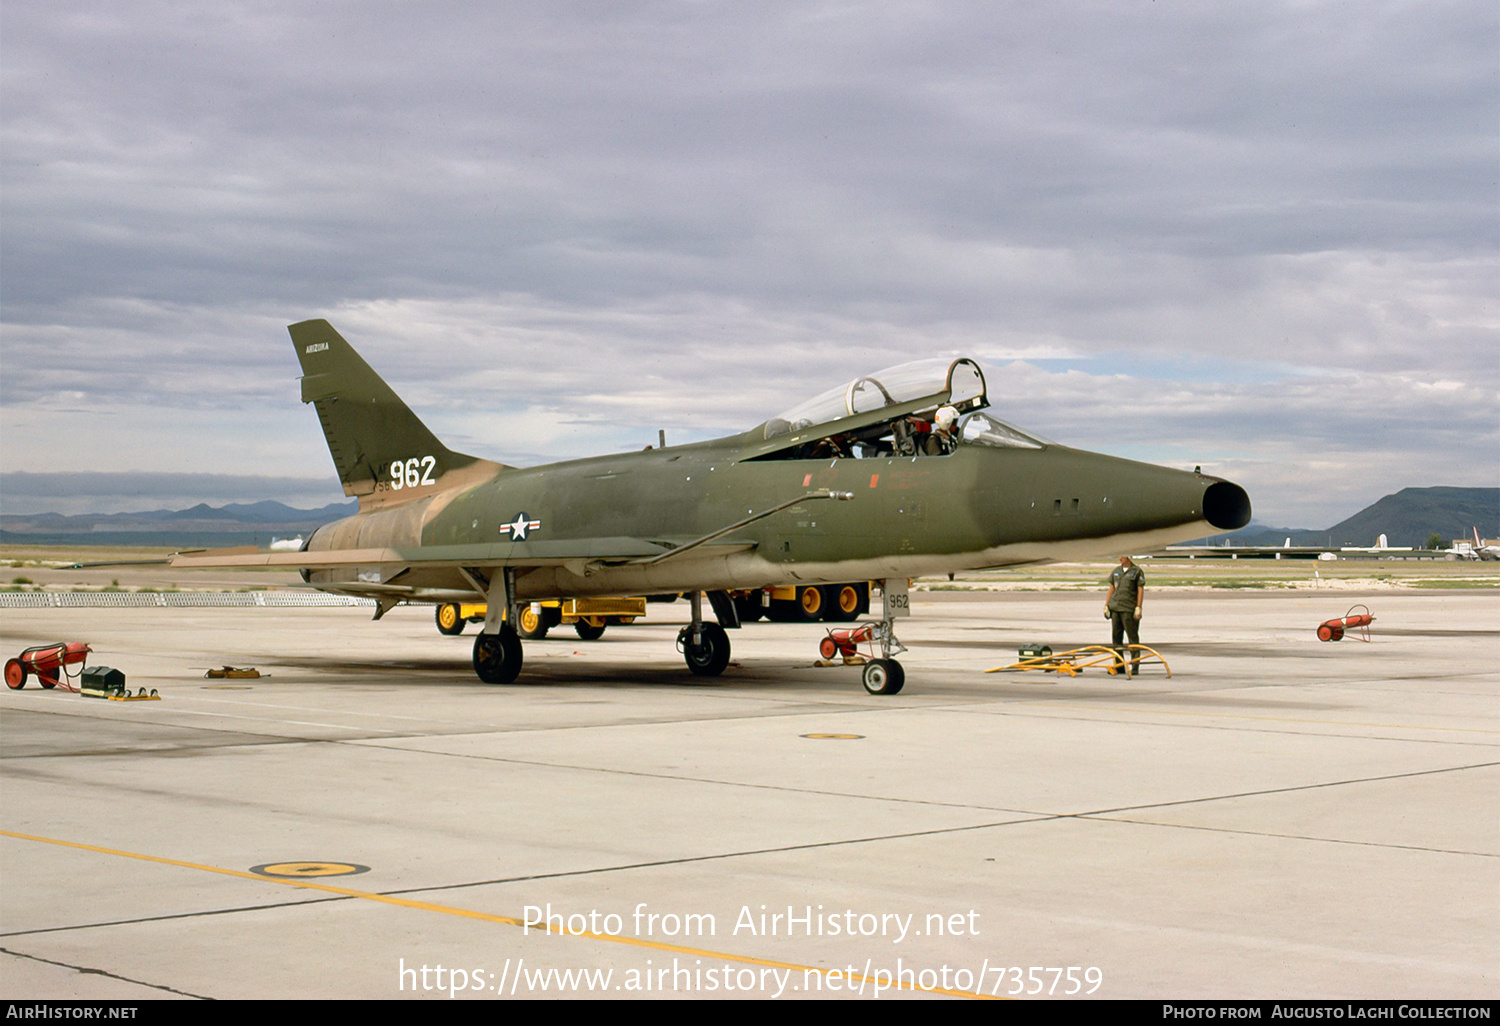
[168,538,753,571]
[168,490,847,573]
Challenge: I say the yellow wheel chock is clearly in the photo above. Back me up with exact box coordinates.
[986,644,1171,679]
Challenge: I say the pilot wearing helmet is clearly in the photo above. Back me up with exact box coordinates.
[924,405,960,455]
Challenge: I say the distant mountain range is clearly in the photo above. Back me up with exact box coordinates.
[2,486,1494,550]
[1190,487,1498,549]
[0,500,357,547]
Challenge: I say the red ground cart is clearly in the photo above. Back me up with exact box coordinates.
[5,642,92,690]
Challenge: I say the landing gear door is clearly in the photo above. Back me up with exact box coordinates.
[879,578,911,619]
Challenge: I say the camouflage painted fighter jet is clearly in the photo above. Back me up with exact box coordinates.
[171,320,1251,694]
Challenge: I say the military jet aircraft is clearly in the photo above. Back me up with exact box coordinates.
[171,320,1251,694]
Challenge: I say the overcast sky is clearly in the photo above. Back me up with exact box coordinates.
[2,1,1496,526]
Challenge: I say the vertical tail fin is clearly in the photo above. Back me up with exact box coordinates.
[289,320,504,506]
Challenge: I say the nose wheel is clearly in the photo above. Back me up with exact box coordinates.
[861,658,905,695]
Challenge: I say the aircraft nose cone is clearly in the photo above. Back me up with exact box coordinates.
[1203,480,1252,531]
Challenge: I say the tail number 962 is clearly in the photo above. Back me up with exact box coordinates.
[388,456,437,491]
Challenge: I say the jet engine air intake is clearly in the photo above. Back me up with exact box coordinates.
[1203,481,1252,531]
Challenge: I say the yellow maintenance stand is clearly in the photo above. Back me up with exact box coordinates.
[986,644,1171,679]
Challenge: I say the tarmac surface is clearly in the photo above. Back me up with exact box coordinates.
[1,584,1496,1000]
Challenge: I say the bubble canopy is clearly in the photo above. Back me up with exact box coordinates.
[764,358,987,441]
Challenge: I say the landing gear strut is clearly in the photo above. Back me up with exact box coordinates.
[467,567,524,684]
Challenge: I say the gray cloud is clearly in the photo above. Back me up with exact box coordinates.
[2,1,1496,529]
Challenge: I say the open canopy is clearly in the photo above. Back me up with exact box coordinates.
[748,356,1048,460]
[764,357,988,440]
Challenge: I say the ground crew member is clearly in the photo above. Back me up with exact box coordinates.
[1104,555,1145,675]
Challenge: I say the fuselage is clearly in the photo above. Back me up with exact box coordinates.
[304,432,1250,602]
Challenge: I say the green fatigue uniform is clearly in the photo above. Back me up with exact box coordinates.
[1106,563,1145,673]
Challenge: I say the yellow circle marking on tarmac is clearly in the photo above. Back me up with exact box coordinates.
[1,829,995,1000]
[252,861,369,878]
[800,733,865,740]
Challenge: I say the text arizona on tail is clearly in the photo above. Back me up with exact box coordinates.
[172,320,1252,694]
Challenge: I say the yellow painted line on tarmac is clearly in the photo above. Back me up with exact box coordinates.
[1,829,995,1000]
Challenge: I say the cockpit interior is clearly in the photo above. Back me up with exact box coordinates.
[751,357,1047,461]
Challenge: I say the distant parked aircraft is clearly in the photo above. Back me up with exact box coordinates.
[1167,533,1408,560]
[1467,527,1500,561]
[1339,533,1412,555]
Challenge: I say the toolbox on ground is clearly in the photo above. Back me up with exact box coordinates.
[80,666,127,697]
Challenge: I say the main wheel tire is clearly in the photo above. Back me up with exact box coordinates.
[824,584,863,622]
[680,623,731,677]
[574,618,606,641]
[862,658,905,695]
[4,659,25,690]
[436,603,466,636]
[472,627,523,684]
[516,605,549,640]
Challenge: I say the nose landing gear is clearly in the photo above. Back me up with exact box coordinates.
[812,579,909,695]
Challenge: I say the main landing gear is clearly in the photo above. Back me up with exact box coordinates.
[463,577,741,685]
[677,590,734,676]
[472,625,522,684]
[467,567,524,684]
[678,623,731,676]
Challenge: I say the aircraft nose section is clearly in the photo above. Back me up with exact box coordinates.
[1203,480,1252,531]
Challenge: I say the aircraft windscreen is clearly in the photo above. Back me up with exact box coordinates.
[959,412,1049,449]
[764,358,985,440]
